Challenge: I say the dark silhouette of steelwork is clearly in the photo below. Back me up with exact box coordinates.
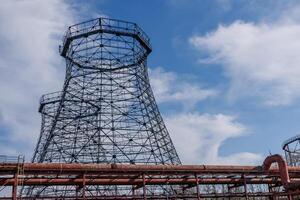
[26,18,181,197]
[283,135,300,166]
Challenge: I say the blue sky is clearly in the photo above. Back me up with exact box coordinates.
[1,0,300,164]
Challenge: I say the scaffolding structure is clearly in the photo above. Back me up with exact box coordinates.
[26,18,181,197]
[1,155,300,199]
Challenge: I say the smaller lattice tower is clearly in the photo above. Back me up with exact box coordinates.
[282,135,300,166]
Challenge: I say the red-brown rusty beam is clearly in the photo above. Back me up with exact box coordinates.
[0,191,300,200]
[1,163,300,175]
[11,173,17,200]
[0,155,299,199]
[0,177,289,186]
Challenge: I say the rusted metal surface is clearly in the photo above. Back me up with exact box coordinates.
[263,154,300,190]
[1,192,300,200]
[0,155,300,199]
[263,154,290,185]
[0,162,299,174]
[0,177,288,186]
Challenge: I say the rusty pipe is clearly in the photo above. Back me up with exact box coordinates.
[262,154,300,191]
[1,163,300,174]
[263,154,290,186]
[0,177,285,186]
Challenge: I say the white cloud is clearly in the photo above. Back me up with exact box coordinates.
[0,0,75,158]
[0,1,261,166]
[149,67,217,109]
[190,15,300,106]
[149,67,261,165]
[165,113,263,165]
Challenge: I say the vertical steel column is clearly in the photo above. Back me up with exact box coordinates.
[268,185,274,200]
[243,174,248,200]
[82,174,86,200]
[227,185,231,200]
[195,173,200,200]
[132,186,135,200]
[12,173,17,200]
[182,185,186,198]
[75,185,79,200]
[142,173,147,200]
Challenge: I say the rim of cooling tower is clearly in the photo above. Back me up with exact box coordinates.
[282,134,300,152]
[59,17,152,57]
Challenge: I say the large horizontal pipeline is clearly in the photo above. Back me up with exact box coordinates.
[0,177,286,186]
[1,191,300,200]
[1,163,300,175]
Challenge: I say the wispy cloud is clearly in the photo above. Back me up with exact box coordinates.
[190,6,300,106]
[149,67,262,165]
[149,67,217,110]
[0,0,263,165]
[0,0,75,158]
[165,112,262,165]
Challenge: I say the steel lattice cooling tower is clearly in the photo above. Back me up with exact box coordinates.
[283,135,300,166]
[25,18,181,197]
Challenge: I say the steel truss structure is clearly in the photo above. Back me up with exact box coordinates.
[1,155,300,200]
[26,18,181,197]
[283,135,300,166]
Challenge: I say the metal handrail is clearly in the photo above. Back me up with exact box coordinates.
[0,155,24,164]
[39,91,62,105]
[282,134,300,150]
[59,17,151,56]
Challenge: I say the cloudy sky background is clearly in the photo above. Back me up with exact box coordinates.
[0,0,300,165]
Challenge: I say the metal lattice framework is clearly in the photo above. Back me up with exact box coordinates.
[26,18,181,197]
[283,135,300,166]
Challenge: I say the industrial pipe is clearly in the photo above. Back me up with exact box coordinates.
[1,163,300,175]
[263,154,300,191]
[0,177,282,186]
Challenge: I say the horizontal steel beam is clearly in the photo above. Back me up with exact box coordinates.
[1,192,300,200]
[1,157,300,199]
[1,163,300,175]
[0,177,285,186]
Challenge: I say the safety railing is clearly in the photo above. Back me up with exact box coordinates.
[282,134,300,150]
[0,155,24,164]
[39,91,62,106]
[59,18,151,56]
